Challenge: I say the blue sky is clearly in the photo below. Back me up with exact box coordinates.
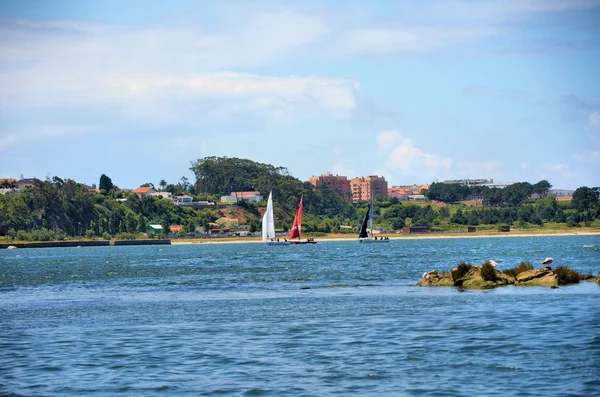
[1,0,599,190]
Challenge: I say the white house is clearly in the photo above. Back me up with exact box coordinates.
[175,195,193,204]
[220,191,263,203]
[150,191,173,200]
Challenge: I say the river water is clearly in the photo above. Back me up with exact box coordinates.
[1,235,599,396]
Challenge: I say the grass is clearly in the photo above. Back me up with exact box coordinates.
[452,263,473,282]
[503,262,534,278]
[554,266,583,285]
[480,261,497,281]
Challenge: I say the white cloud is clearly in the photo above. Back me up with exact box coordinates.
[338,26,494,55]
[589,111,600,131]
[376,130,453,183]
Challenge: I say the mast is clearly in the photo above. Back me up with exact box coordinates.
[369,196,374,236]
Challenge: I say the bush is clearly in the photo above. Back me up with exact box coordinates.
[102,232,111,240]
[503,262,534,278]
[452,263,473,282]
[554,266,582,285]
[481,261,497,281]
[116,232,137,240]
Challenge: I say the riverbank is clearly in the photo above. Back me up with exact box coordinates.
[2,228,598,248]
[0,239,171,249]
[171,228,600,245]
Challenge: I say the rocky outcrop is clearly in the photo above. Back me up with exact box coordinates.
[515,267,557,286]
[416,264,585,289]
[417,270,454,287]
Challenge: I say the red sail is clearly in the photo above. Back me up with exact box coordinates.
[288,197,303,240]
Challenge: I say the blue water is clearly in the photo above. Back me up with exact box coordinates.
[1,235,599,396]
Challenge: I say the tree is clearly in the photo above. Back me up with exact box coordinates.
[533,180,552,198]
[99,174,114,194]
[159,179,167,191]
[571,186,599,212]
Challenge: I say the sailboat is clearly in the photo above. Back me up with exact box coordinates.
[358,197,389,243]
[262,191,288,245]
[288,196,317,245]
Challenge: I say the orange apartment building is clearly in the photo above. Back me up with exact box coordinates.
[308,173,352,201]
[350,176,388,202]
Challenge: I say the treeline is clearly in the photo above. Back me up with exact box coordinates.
[0,177,219,239]
[1,157,599,240]
[424,181,553,205]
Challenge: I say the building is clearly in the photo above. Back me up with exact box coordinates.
[443,179,493,186]
[308,173,352,201]
[148,224,163,234]
[388,184,429,201]
[149,191,173,200]
[174,195,193,204]
[443,179,514,189]
[350,176,388,202]
[133,186,157,196]
[0,178,18,195]
[220,191,263,203]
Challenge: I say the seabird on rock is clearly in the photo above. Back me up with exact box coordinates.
[542,257,553,265]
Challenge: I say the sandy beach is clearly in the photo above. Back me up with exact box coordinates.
[171,229,600,245]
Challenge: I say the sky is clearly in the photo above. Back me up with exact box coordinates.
[1,0,599,190]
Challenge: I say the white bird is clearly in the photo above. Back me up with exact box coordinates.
[542,257,553,265]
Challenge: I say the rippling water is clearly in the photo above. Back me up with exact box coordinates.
[1,235,599,396]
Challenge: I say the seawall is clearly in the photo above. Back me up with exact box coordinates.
[1,240,171,249]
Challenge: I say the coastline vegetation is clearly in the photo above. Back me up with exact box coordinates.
[1,157,599,242]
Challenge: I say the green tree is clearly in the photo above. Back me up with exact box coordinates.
[571,186,599,211]
[99,174,114,194]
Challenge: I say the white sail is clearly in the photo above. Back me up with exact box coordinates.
[262,191,275,241]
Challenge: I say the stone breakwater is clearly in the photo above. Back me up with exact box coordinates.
[417,264,600,289]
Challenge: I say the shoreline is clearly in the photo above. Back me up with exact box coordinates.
[2,230,598,248]
[171,230,600,245]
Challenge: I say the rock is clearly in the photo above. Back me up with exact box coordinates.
[7,245,17,249]
[516,267,553,282]
[416,270,454,286]
[458,267,513,289]
[515,267,557,286]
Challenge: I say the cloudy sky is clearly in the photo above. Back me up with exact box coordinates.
[1,0,599,190]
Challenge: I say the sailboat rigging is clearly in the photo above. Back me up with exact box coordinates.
[289,196,317,245]
[358,196,389,243]
[262,191,288,245]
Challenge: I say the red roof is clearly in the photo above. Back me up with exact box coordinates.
[133,186,155,194]
[169,225,183,232]
[231,191,260,199]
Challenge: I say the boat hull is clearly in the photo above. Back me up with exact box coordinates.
[358,238,389,243]
[289,240,317,245]
[265,241,290,246]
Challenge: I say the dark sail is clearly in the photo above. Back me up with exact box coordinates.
[358,205,370,238]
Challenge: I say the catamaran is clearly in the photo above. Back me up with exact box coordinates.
[288,196,317,245]
[358,197,389,243]
[262,191,288,245]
